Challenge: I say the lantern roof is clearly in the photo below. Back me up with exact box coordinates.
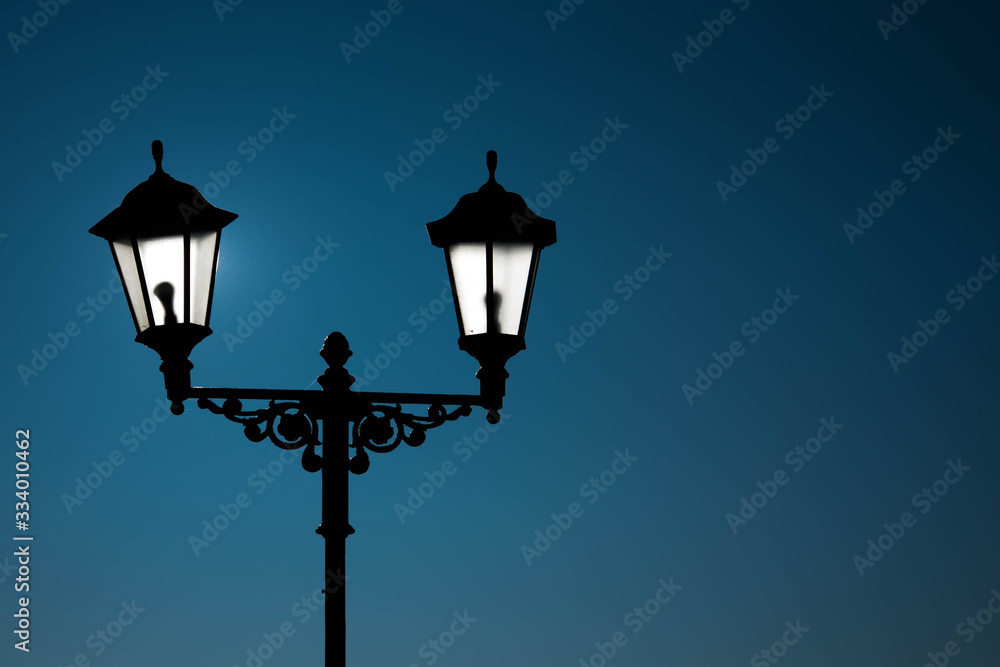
[89,140,237,240]
[427,151,556,247]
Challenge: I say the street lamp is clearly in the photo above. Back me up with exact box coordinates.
[428,150,556,419]
[89,141,556,667]
[89,139,237,413]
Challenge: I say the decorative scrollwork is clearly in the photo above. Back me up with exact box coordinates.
[197,397,321,451]
[352,403,473,457]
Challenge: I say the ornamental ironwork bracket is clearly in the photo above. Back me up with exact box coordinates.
[179,332,488,478]
[193,390,480,475]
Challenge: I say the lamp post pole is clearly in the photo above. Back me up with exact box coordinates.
[323,409,348,667]
[319,335,352,667]
[89,142,557,665]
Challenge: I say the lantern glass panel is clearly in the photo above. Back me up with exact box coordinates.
[492,242,534,335]
[448,243,488,336]
[189,230,218,326]
[112,238,150,331]
[137,235,186,326]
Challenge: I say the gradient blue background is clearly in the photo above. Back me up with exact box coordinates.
[2,0,1000,665]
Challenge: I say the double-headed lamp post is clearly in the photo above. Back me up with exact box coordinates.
[88,141,556,666]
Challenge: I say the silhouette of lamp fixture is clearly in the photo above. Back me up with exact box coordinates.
[88,140,556,667]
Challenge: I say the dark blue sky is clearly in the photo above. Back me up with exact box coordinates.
[3,0,1000,665]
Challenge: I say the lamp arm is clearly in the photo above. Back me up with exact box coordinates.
[188,386,321,402]
[352,391,486,407]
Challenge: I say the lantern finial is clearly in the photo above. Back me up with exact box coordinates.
[152,140,164,173]
[478,150,503,194]
[486,150,497,183]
